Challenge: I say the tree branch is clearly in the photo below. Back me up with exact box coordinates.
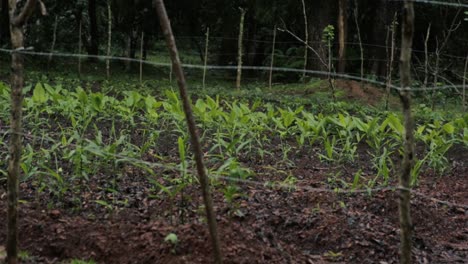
[11,0,38,26]
[277,25,328,69]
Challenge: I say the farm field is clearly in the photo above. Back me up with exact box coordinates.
[1,0,468,263]
[0,74,466,263]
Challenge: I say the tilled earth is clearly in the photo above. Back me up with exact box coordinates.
[1,145,467,264]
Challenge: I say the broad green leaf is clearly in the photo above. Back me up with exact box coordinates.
[442,123,455,134]
[32,83,48,103]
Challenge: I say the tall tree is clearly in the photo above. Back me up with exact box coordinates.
[308,1,335,71]
[337,0,347,73]
[88,0,99,56]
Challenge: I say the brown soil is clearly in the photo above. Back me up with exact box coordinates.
[335,79,389,106]
[0,147,466,264]
[303,79,398,107]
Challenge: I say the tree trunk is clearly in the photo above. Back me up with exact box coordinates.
[398,0,415,263]
[307,1,333,71]
[337,0,347,73]
[88,0,99,57]
[7,1,42,262]
[369,0,390,78]
[7,25,23,264]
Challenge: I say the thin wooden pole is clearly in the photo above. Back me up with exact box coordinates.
[269,25,276,89]
[47,15,58,70]
[398,0,415,263]
[236,8,246,89]
[153,1,223,264]
[385,13,397,110]
[169,64,173,83]
[423,24,431,91]
[327,36,336,102]
[354,3,364,90]
[140,31,144,84]
[202,27,209,89]
[106,0,112,79]
[78,19,82,78]
[463,54,467,112]
[301,0,308,82]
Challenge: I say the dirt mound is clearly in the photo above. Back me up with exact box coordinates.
[334,79,390,106]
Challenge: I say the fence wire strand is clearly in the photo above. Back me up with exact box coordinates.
[0,48,465,93]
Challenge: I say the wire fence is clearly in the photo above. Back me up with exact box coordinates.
[0,48,466,94]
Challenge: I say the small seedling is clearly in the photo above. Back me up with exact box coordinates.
[164,233,179,254]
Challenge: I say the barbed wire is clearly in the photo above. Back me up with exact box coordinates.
[0,48,465,93]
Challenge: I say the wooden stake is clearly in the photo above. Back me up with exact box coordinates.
[153,1,223,263]
[398,1,415,263]
[385,13,397,111]
[269,25,276,89]
[202,27,209,89]
[463,54,467,112]
[236,8,246,89]
[106,0,112,79]
[78,19,82,78]
[354,3,364,90]
[326,35,336,102]
[140,31,144,84]
[301,0,308,82]
[47,15,58,70]
[423,24,431,92]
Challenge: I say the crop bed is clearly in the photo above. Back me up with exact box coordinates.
[0,80,467,263]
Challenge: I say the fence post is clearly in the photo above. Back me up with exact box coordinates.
[269,25,276,89]
[140,31,144,84]
[47,15,58,70]
[78,19,82,78]
[463,54,467,112]
[106,0,112,79]
[385,13,397,110]
[301,0,308,82]
[236,8,246,89]
[203,27,209,89]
